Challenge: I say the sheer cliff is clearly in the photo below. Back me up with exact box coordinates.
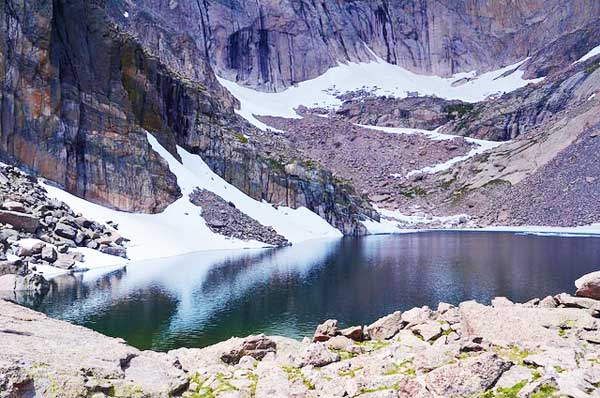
[108,0,600,91]
[0,0,377,236]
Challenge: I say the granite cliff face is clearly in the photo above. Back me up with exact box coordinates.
[0,0,377,235]
[108,0,600,91]
[0,0,181,213]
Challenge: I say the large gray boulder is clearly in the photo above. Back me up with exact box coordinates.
[366,311,404,340]
[313,319,338,342]
[575,271,600,300]
[0,211,39,233]
[425,353,511,398]
[219,334,277,364]
[0,300,188,397]
[298,342,340,367]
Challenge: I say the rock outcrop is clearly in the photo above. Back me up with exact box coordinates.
[0,0,378,236]
[106,0,600,91]
[189,188,289,247]
[4,282,600,397]
[0,164,128,281]
[442,51,600,141]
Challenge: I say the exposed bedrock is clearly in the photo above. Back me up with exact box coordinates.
[442,51,600,141]
[4,271,600,397]
[0,0,377,236]
[0,0,181,213]
[106,0,600,91]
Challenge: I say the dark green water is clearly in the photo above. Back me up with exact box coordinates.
[16,231,600,351]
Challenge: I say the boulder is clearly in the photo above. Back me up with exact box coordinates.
[220,334,276,365]
[54,223,78,240]
[575,272,600,300]
[1,201,25,212]
[298,342,340,367]
[325,335,354,351]
[99,246,128,259]
[17,239,45,257]
[459,301,599,347]
[555,292,600,312]
[41,246,58,263]
[313,319,338,342]
[402,307,432,327]
[0,259,27,277]
[412,321,443,342]
[425,353,511,398]
[340,326,364,341]
[366,311,404,340]
[491,297,514,307]
[15,274,49,294]
[0,211,39,233]
[54,254,76,270]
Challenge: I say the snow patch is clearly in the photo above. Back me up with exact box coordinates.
[40,133,341,276]
[217,57,543,131]
[405,139,504,177]
[358,124,505,177]
[363,205,471,234]
[574,44,600,64]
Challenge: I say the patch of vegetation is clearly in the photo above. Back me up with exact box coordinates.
[493,345,534,365]
[264,156,286,172]
[187,372,240,398]
[330,348,356,360]
[482,379,528,398]
[558,329,567,337]
[355,340,391,351]
[585,60,600,74]
[530,384,558,398]
[338,366,363,378]
[383,358,416,377]
[233,132,249,144]
[281,366,315,390]
[445,103,475,119]
[358,383,400,395]
[400,186,428,198]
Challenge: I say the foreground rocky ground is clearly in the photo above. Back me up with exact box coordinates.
[3,273,600,398]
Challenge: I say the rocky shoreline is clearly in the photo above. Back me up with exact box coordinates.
[3,273,600,397]
[0,165,130,295]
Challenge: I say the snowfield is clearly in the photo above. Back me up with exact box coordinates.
[217,54,543,131]
[39,133,341,276]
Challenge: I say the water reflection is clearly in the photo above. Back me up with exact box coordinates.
[18,232,600,351]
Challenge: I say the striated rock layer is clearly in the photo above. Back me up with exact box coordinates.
[0,0,377,236]
[107,0,600,91]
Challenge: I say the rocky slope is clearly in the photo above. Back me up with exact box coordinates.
[0,0,377,236]
[0,163,129,296]
[3,273,600,397]
[108,0,600,91]
[396,54,600,227]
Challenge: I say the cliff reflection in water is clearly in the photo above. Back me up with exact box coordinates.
[18,232,600,351]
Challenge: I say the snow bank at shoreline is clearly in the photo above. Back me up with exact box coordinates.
[38,133,340,277]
